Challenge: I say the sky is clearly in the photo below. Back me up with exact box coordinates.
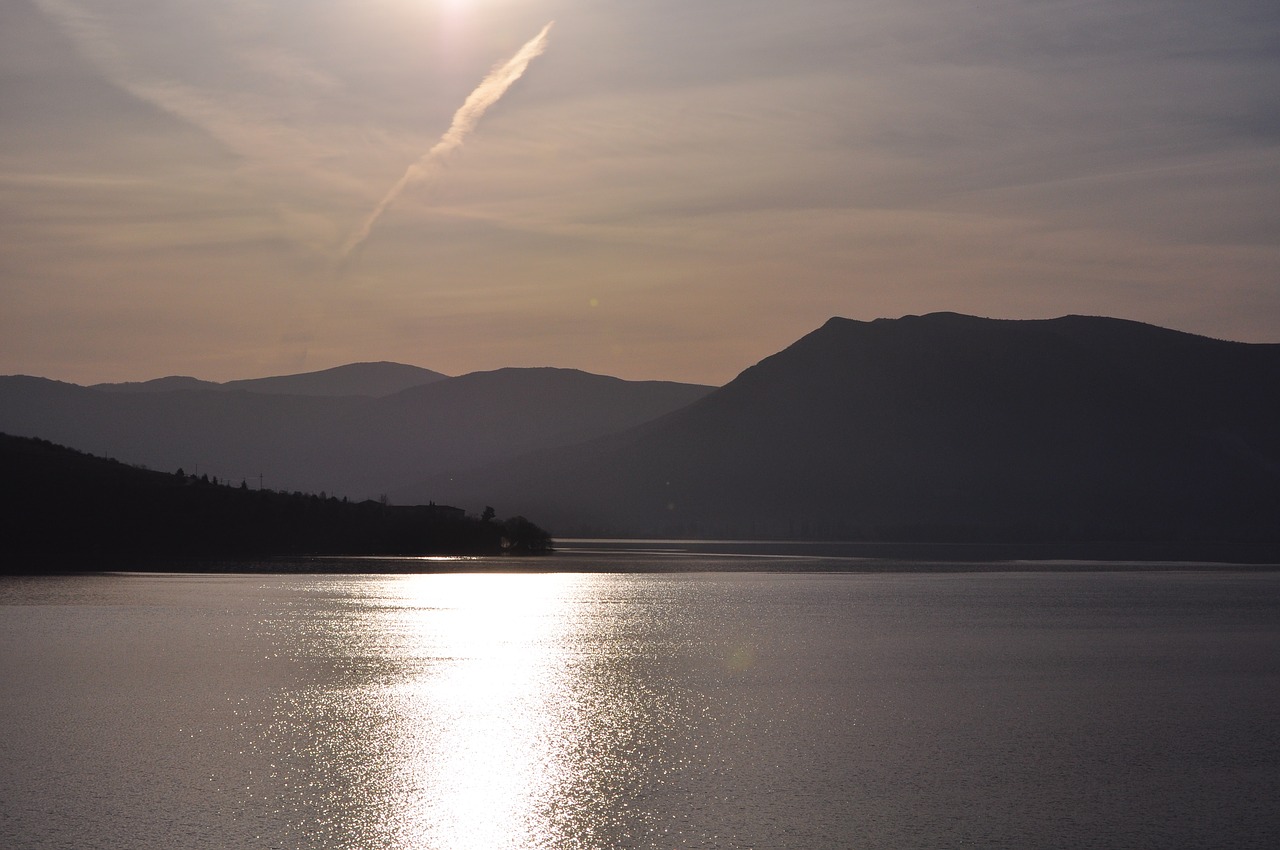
[2,0,1278,386]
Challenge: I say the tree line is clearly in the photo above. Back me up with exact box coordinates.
[1,433,550,573]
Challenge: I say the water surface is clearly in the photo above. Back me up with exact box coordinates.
[2,567,1278,848]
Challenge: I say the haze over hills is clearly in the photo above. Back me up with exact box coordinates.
[92,361,448,398]
[0,367,714,499]
[432,313,1280,546]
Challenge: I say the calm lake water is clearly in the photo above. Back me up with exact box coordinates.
[3,553,1279,848]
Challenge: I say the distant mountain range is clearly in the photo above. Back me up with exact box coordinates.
[91,361,448,397]
[0,364,713,499]
[4,314,1279,551]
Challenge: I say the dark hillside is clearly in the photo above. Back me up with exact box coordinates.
[0,434,547,573]
[383,368,715,503]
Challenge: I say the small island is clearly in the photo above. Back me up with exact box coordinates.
[0,433,551,574]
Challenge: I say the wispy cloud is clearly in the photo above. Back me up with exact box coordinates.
[28,0,382,255]
[341,22,554,259]
[30,0,118,66]
[8,1,1279,385]
[31,0,344,172]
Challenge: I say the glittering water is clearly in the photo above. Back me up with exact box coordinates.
[2,568,1279,849]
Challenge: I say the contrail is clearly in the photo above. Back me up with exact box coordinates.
[341,21,554,259]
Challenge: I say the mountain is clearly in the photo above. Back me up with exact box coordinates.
[343,368,716,500]
[0,368,715,499]
[0,375,366,492]
[92,376,222,393]
[93,361,447,397]
[11,315,1278,552]
[441,313,1280,547]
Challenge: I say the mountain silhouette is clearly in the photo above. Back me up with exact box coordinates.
[341,368,716,498]
[92,376,222,393]
[0,367,713,499]
[7,315,1278,552]
[93,361,447,397]
[441,313,1280,546]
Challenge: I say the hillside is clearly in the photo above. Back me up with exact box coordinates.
[0,434,547,573]
[442,313,1280,548]
[383,369,716,503]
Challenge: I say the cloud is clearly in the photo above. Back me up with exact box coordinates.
[6,1,1279,385]
[341,22,554,259]
[29,0,355,183]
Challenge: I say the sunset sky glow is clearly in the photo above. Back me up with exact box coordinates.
[3,0,1278,385]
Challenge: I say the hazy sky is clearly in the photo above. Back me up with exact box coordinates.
[3,0,1278,385]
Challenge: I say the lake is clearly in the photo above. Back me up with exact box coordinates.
[3,551,1279,848]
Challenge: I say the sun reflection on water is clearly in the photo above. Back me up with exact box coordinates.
[378,573,587,849]
[261,572,700,848]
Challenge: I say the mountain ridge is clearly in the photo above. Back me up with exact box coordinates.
[5,313,1278,551]
[0,366,715,499]
[91,360,449,398]
[436,313,1280,545]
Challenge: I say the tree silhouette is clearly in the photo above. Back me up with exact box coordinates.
[501,516,552,553]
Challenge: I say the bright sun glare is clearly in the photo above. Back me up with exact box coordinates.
[383,574,584,849]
